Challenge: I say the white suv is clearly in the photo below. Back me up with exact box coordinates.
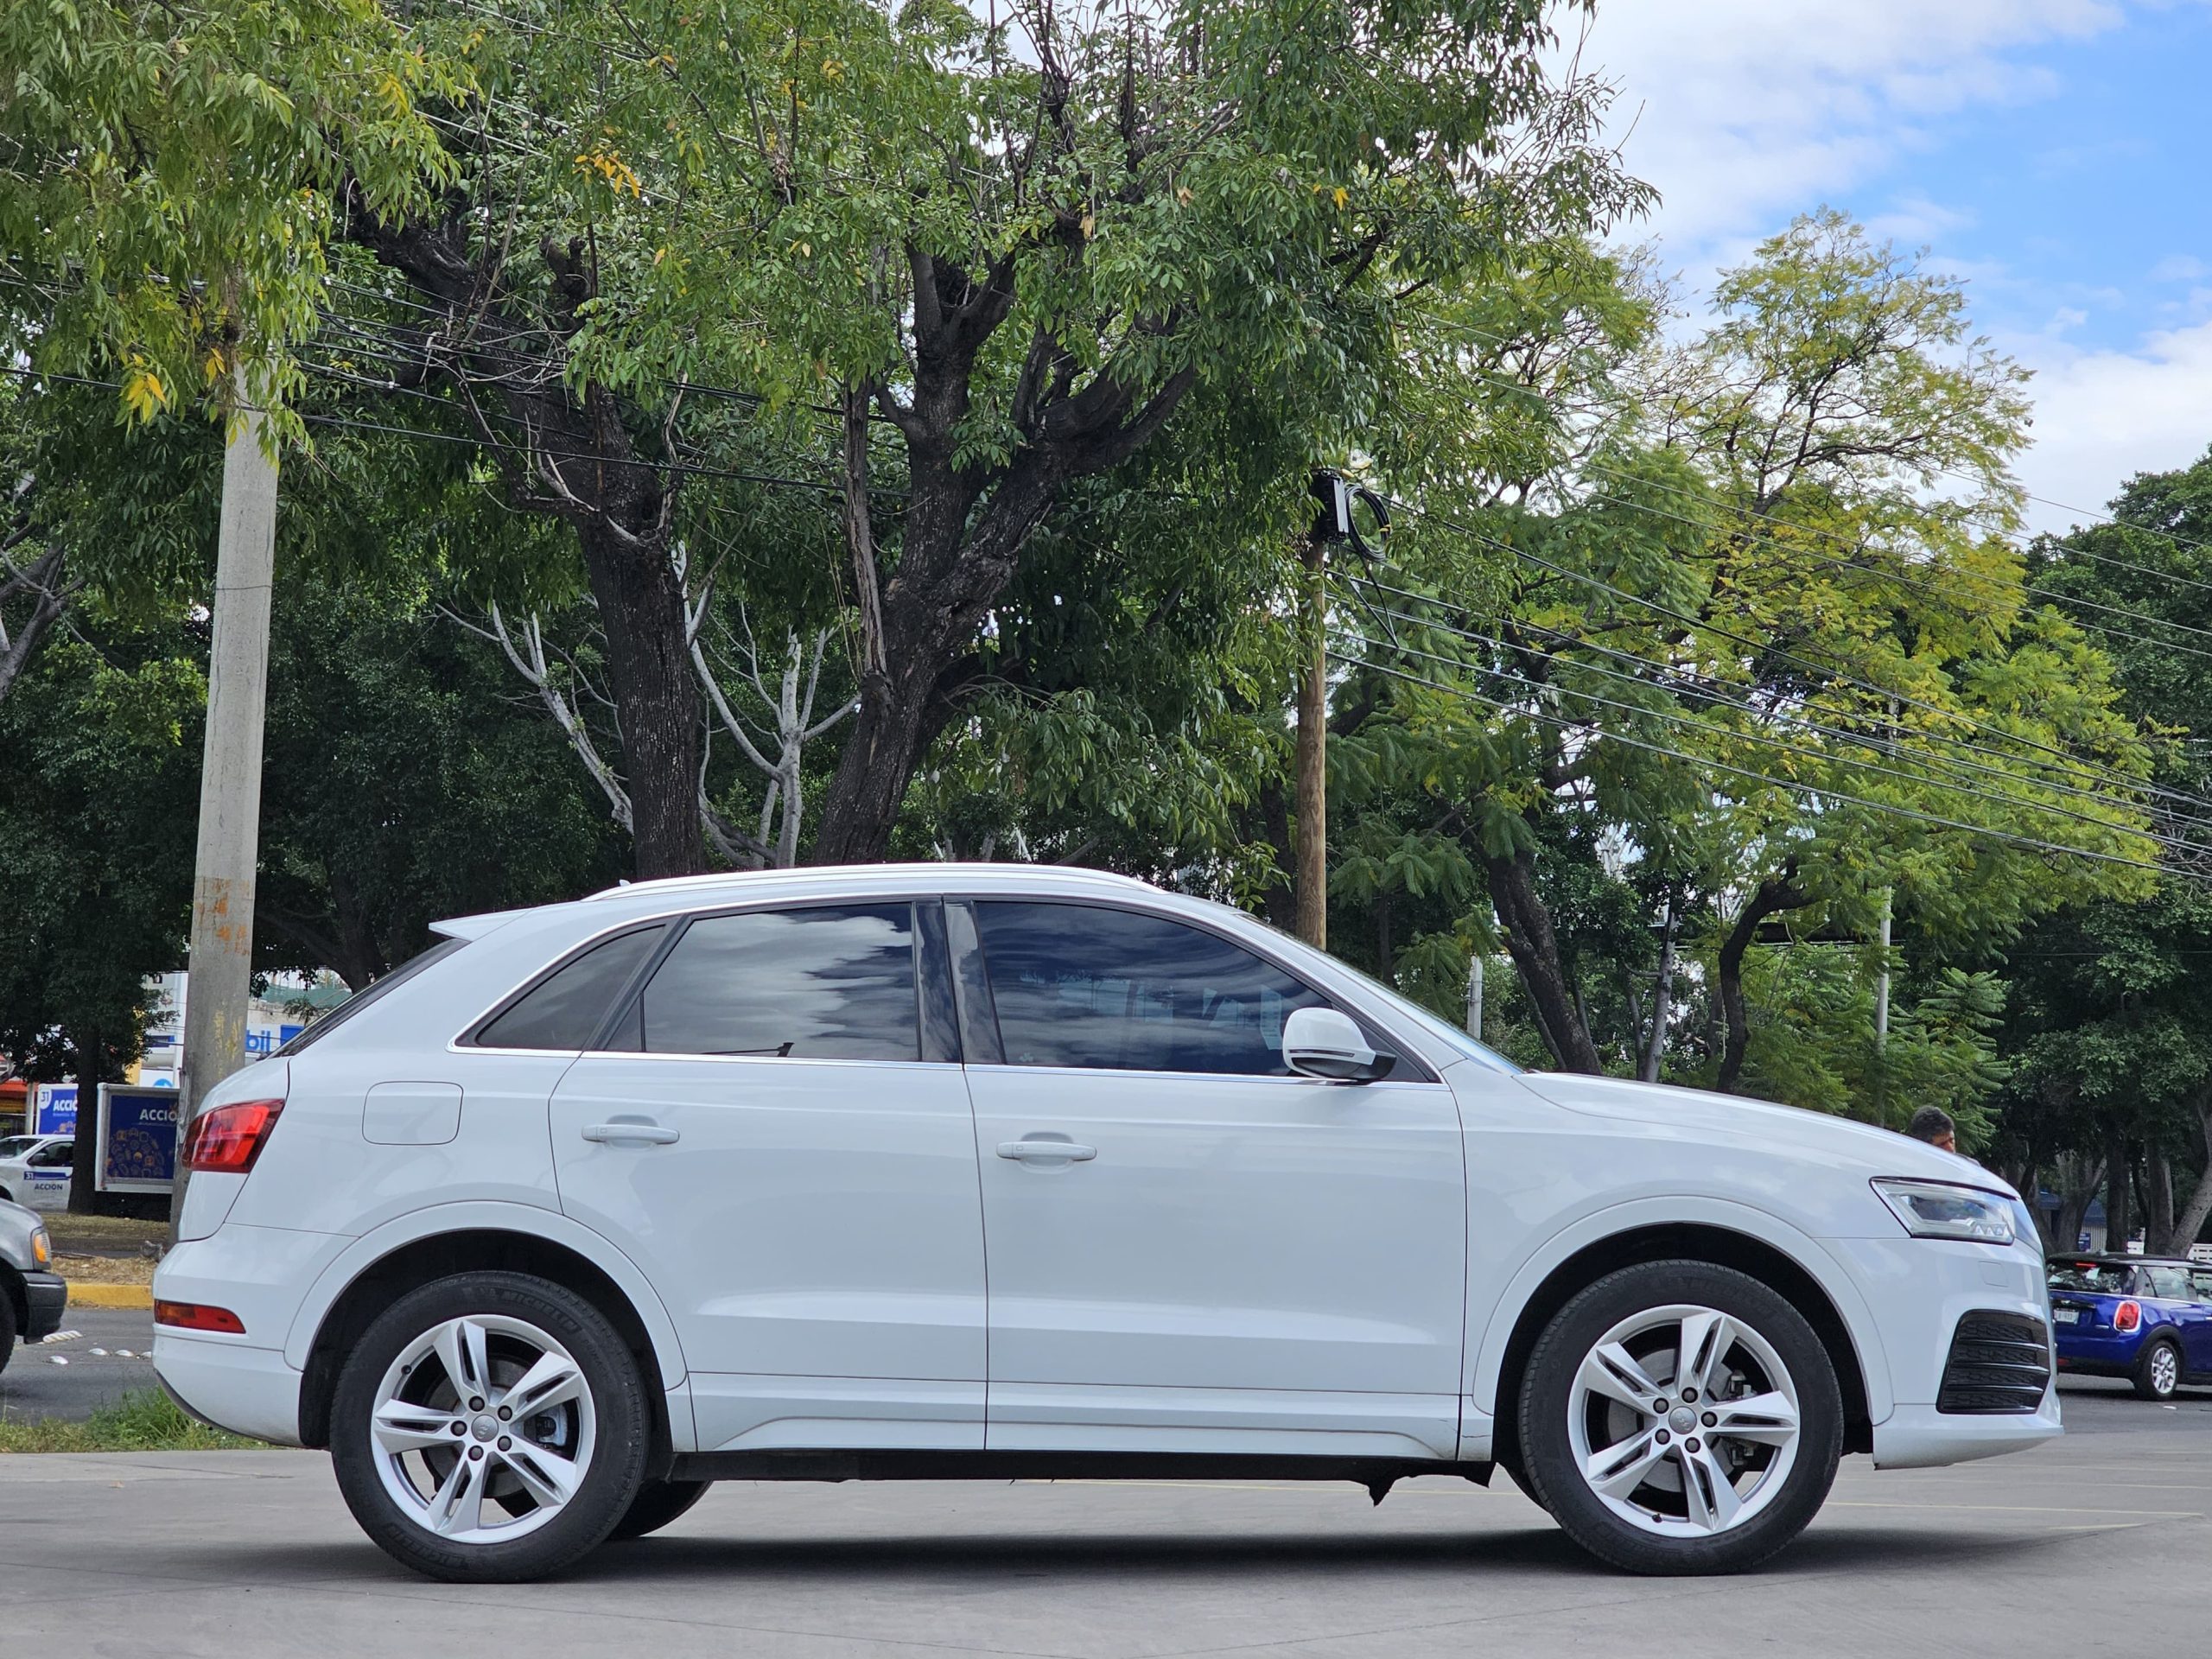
[154,865,2056,1582]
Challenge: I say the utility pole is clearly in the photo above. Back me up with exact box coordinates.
[1294,512,1329,950]
[173,383,279,1226]
[1465,950,1484,1040]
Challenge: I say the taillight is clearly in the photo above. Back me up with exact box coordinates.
[181,1099,284,1173]
[155,1300,245,1334]
[2113,1300,2141,1333]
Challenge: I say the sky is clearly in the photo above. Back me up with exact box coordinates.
[1574,0,2212,534]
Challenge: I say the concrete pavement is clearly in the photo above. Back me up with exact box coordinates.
[3,1384,2207,1658]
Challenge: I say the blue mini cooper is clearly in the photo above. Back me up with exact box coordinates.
[2048,1255,2212,1400]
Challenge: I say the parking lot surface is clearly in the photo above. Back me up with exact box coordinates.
[2,1382,2207,1658]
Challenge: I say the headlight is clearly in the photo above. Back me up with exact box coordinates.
[1872,1179,2017,1244]
[29,1227,50,1268]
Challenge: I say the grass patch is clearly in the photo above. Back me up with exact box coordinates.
[0,1389,266,1453]
[43,1213,169,1256]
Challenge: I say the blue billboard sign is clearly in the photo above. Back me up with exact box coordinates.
[97,1085,181,1193]
[33,1082,78,1135]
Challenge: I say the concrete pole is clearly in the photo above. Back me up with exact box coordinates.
[172,387,278,1226]
[1465,950,1484,1041]
[1294,531,1328,950]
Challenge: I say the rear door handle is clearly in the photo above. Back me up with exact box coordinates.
[582,1117,680,1147]
[997,1136,1096,1163]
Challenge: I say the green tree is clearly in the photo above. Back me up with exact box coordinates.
[325,0,1641,874]
[1995,449,2212,1252]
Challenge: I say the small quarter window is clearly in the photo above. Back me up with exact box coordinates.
[476,925,666,1051]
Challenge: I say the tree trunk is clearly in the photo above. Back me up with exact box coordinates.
[1484,846,1603,1072]
[67,1024,102,1216]
[810,661,941,865]
[2166,1096,2212,1256]
[2150,1156,2177,1259]
[576,519,703,879]
[2053,1152,2104,1255]
[2105,1128,2133,1251]
[1716,864,1808,1093]
[1255,782,1297,931]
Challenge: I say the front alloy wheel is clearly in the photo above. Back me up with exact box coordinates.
[1519,1260,1843,1575]
[331,1272,649,1581]
[1567,1305,1802,1537]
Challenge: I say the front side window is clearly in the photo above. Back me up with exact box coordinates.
[29,1141,73,1167]
[974,901,1327,1076]
[632,904,919,1061]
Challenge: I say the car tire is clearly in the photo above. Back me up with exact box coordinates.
[0,1310,14,1376]
[1518,1259,1843,1575]
[1494,1446,1549,1513]
[607,1477,712,1541]
[329,1271,650,1583]
[2133,1338,2182,1402]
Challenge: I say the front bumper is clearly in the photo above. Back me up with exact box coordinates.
[1872,1395,2063,1469]
[21,1270,67,1341]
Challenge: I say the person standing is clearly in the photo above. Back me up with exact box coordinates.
[1906,1105,1957,1154]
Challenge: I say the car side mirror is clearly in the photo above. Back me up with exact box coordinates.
[1282,1007,1395,1084]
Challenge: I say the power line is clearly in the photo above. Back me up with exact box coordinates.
[1338,613,2199,863]
[1343,653,2196,884]
[1369,494,2212,816]
[1347,586,2211,840]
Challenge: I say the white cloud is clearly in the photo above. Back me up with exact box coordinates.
[1575,1,2121,253]
[2006,320,2212,530]
[1574,1,2210,528]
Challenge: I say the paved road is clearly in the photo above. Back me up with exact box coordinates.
[3,1397,2208,1658]
[0,1307,159,1422]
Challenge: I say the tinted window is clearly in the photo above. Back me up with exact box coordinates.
[476,925,666,1050]
[2048,1261,2131,1294]
[2144,1266,2196,1300]
[636,904,918,1061]
[29,1140,73,1167]
[975,901,1326,1076]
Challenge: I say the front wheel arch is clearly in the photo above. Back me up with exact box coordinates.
[1491,1224,1874,1485]
[300,1230,673,1473]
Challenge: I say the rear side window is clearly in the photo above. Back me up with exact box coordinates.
[475,925,666,1050]
[2144,1266,2196,1300]
[630,904,919,1061]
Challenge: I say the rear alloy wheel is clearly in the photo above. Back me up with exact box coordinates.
[1519,1260,1843,1575]
[331,1272,648,1581]
[2135,1338,2182,1402]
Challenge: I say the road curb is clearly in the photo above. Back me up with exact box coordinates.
[67,1284,153,1310]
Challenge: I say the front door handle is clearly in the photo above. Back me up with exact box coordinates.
[997,1136,1096,1164]
[582,1117,680,1147]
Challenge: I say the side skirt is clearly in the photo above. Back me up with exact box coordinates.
[671,1448,1497,1498]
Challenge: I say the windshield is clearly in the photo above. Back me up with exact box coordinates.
[2048,1260,2132,1294]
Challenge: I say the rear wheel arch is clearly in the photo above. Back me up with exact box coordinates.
[1489,1223,1875,1481]
[299,1230,677,1472]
